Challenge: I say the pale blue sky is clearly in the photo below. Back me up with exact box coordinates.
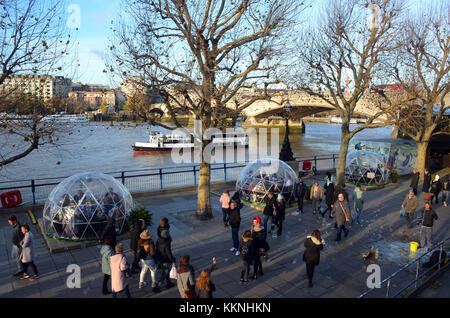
[65,0,439,87]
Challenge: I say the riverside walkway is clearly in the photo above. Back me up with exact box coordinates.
[0,178,448,298]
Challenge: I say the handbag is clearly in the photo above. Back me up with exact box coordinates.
[179,274,196,298]
[169,265,177,280]
[121,255,132,278]
[399,206,405,217]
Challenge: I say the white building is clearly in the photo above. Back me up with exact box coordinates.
[0,74,72,100]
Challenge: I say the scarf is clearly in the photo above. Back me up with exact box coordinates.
[307,235,325,246]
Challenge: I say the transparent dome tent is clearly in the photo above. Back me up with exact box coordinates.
[42,172,134,241]
[345,151,388,185]
[236,158,298,205]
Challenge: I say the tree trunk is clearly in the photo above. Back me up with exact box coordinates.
[336,130,351,186]
[196,142,213,220]
[416,141,428,180]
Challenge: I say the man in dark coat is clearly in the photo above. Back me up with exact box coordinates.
[8,215,24,276]
[422,169,432,195]
[129,219,145,273]
[322,182,335,218]
[410,169,420,195]
[228,201,241,255]
[419,202,438,250]
[331,193,351,241]
[156,229,176,289]
[101,218,117,249]
[296,179,307,213]
[263,192,278,234]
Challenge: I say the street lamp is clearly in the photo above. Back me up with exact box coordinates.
[279,102,294,162]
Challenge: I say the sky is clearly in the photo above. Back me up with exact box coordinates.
[63,0,439,87]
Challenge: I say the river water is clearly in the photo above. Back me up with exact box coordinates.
[0,122,392,182]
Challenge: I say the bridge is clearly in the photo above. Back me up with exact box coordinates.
[239,92,390,121]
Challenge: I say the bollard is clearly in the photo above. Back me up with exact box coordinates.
[159,169,163,189]
[31,180,36,206]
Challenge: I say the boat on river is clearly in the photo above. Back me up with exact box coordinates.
[132,131,248,154]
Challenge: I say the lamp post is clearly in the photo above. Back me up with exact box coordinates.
[279,102,294,162]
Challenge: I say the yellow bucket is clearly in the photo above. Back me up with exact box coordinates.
[410,242,419,253]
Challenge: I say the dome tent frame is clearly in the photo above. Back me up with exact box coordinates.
[236,158,298,206]
[345,150,389,186]
[42,172,134,242]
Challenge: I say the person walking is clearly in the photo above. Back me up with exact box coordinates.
[19,224,38,281]
[276,194,286,237]
[156,227,176,290]
[196,257,217,298]
[239,230,254,283]
[303,230,325,288]
[309,182,323,215]
[137,229,160,293]
[422,169,432,198]
[419,202,438,251]
[442,176,450,207]
[263,192,278,234]
[177,255,196,298]
[296,179,307,214]
[325,172,334,187]
[429,175,441,204]
[331,193,351,242]
[101,218,117,249]
[228,201,241,256]
[157,217,170,238]
[251,216,268,279]
[322,182,335,219]
[110,243,131,298]
[410,169,420,195]
[352,185,364,224]
[129,218,146,273]
[219,189,231,228]
[100,238,115,295]
[402,190,418,229]
[8,215,24,277]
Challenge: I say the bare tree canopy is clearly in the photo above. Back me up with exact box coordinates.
[0,0,73,168]
[109,0,309,219]
[382,1,449,176]
[290,0,405,185]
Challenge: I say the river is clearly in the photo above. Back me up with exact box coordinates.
[0,122,392,182]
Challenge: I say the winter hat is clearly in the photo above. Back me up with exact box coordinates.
[253,216,261,224]
[140,229,152,240]
[277,193,284,200]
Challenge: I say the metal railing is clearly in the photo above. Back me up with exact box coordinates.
[358,236,450,298]
[0,154,339,207]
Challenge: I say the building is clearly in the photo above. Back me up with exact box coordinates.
[118,77,152,98]
[71,82,110,92]
[68,91,115,109]
[0,74,72,100]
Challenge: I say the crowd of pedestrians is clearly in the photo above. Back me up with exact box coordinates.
[4,167,447,298]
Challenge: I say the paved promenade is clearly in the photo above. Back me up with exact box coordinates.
[0,178,448,298]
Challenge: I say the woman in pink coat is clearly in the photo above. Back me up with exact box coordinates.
[110,243,131,298]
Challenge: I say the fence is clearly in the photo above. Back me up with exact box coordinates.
[358,236,450,298]
[0,154,339,207]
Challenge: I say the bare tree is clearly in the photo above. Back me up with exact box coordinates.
[0,0,72,167]
[292,0,404,185]
[384,3,449,177]
[109,0,308,219]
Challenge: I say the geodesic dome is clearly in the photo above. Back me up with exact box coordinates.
[236,158,298,204]
[42,172,134,241]
[345,151,388,185]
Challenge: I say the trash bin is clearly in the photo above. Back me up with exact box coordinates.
[410,241,419,253]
